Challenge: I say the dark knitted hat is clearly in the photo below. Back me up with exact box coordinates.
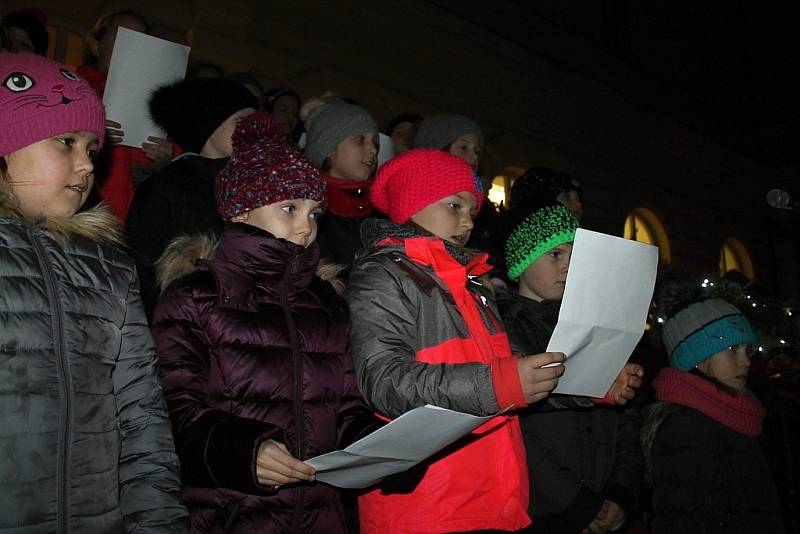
[215,112,325,220]
[3,10,49,56]
[505,202,579,281]
[510,166,583,210]
[370,149,483,224]
[412,113,482,150]
[149,77,258,153]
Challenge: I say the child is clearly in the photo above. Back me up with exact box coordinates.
[412,113,483,170]
[152,112,380,533]
[510,166,584,219]
[0,53,187,532]
[78,9,174,220]
[642,296,786,533]
[125,77,258,319]
[346,148,566,533]
[501,201,644,533]
[304,101,379,265]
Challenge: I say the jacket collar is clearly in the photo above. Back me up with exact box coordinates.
[198,223,319,311]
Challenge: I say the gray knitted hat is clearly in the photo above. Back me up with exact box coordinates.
[412,113,483,150]
[303,102,378,169]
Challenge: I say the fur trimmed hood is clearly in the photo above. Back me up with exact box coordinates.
[0,178,124,248]
[156,230,346,296]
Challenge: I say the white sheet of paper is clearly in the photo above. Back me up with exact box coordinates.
[306,405,495,489]
[103,27,190,148]
[547,228,658,397]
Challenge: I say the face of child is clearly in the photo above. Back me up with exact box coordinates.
[271,95,300,135]
[93,14,149,72]
[232,198,323,248]
[390,121,416,154]
[697,344,752,391]
[448,133,482,171]
[518,244,573,302]
[201,108,257,158]
[4,131,98,219]
[328,132,378,182]
[410,191,477,246]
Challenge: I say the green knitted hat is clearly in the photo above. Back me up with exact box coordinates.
[506,204,580,281]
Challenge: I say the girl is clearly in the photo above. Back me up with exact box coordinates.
[412,113,483,170]
[346,148,566,533]
[304,100,379,265]
[642,295,785,533]
[501,201,644,534]
[152,112,380,533]
[0,53,187,532]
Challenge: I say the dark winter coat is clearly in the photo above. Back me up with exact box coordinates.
[0,189,188,533]
[642,376,785,534]
[152,223,379,533]
[500,292,642,533]
[125,155,228,320]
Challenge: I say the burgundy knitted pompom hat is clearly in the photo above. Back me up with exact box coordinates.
[215,112,326,220]
[370,148,484,224]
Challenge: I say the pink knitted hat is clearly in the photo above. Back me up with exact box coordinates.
[0,53,105,157]
[370,148,484,223]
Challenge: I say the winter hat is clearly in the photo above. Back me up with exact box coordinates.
[510,166,583,211]
[663,299,757,371]
[505,202,579,281]
[0,54,105,157]
[370,148,484,224]
[2,9,49,56]
[304,102,378,168]
[412,113,482,150]
[149,77,258,153]
[215,112,325,220]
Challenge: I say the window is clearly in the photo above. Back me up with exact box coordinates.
[487,165,526,209]
[720,238,754,279]
[45,18,87,68]
[623,207,671,264]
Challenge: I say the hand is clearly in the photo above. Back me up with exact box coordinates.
[106,119,124,146]
[255,439,315,487]
[606,363,644,405]
[582,500,625,533]
[141,136,172,162]
[517,352,566,404]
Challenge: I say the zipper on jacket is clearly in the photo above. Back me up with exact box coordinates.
[29,228,72,534]
[280,254,307,531]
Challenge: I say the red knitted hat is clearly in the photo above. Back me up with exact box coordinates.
[216,112,326,220]
[370,149,484,223]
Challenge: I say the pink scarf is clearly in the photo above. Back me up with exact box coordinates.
[653,367,765,436]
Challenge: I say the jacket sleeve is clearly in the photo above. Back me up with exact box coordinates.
[125,178,171,321]
[152,282,285,494]
[345,256,501,418]
[114,268,189,533]
[602,406,643,519]
[336,337,385,449]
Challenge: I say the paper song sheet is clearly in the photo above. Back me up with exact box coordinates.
[306,405,497,489]
[103,27,190,148]
[547,228,658,397]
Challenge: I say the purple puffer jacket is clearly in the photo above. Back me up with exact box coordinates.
[152,223,378,533]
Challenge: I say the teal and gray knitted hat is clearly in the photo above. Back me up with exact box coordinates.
[505,203,579,281]
[662,298,757,371]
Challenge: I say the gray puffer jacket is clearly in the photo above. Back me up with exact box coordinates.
[0,188,188,533]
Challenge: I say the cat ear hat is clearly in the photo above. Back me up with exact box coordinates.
[0,53,105,157]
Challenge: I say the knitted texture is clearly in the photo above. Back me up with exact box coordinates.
[663,299,757,371]
[215,112,325,220]
[653,367,765,436]
[0,53,105,156]
[149,77,257,153]
[505,204,579,280]
[304,102,378,168]
[370,148,484,224]
[412,113,483,149]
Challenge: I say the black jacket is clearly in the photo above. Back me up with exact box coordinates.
[499,291,643,533]
[125,155,228,320]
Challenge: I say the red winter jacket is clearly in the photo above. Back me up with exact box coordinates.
[345,218,530,533]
